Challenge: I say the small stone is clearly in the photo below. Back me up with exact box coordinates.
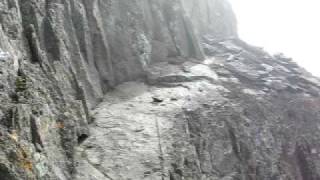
[170,97,178,101]
[152,97,164,103]
[134,128,145,133]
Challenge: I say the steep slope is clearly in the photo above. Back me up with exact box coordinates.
[0,0,319,180]
[0,0,235,179]
[75,39,320,179]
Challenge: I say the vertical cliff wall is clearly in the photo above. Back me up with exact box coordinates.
[0,0,236,179]
[1,0,319,180]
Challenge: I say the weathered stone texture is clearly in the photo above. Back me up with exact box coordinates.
[1,0,319,180]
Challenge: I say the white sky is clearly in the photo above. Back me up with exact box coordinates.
[229,0,320,77]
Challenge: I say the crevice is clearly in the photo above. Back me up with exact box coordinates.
[184,109,203,174]
[30,116,44,152]
[24,24,55,74]
[82,0,115,91]
[68,67,91,123]
[181,15,197,58]
[42,17,61,62]
[227,123,240,160]
[25,25,41,64]
[155,117,165,180]
[2,107,17,131]
[169,171,176,180]
[162,1,181,57]
[56,114,77,174]
[69,0,89,63]
[77,134,88,145]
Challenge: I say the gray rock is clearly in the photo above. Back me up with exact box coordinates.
[0,0,320,180]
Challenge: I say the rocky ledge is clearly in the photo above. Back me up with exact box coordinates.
[75,38,320,180]
[0,0,320,180]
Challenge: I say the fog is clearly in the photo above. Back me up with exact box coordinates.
[229,0,320,76]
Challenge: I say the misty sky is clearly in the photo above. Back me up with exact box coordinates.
[229,0,320,77]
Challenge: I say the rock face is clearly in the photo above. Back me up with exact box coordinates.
[0,0,319,180]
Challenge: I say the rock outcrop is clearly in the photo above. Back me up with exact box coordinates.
[0,0,319,180]
[75,39,320,179]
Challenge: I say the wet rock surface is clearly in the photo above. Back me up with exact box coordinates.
[0,0,320,180]
[75,39,320,179]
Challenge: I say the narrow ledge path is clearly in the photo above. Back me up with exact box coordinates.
[74,60,227,180]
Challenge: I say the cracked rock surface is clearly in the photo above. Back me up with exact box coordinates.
[76,39,320,179]
[1,0,320,179]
